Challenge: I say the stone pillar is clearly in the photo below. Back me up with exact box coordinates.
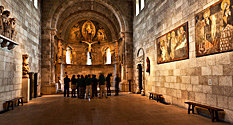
[41,28,57,95]
[123,32,133,92]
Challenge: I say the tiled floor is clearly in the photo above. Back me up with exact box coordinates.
[0,93,229,125]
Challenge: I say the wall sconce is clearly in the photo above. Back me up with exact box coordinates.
[8,42,17,50]
[1,40,8,48]
[0,34,18,50]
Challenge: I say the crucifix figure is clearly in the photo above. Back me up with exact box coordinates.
[82,41,99,59]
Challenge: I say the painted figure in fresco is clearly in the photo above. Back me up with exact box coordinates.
[97,29,105,41]
[0,6,4,35]
[203,9,214,52]
[85,22,94,42]
[167,33,171,56]
[70,24,81,41]
[160,39,166,61]
[221,0,233,29]
[210,14,217,42]
[220,0,233,52]
[170,31,177,59]
[176,26,187,50]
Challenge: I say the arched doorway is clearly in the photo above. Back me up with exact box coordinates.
[136,48,145,95]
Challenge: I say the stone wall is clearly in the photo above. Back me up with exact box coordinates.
[0,0,41,111]
[133,0,233,123]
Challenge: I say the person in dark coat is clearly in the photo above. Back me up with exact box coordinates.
[99,73,106,98]
[106,73,112,96]
[92,75,98,97]
[71,75,76,98]
[64,74,71,97]
[115,74,121,96]
[76,75,81,98]
[85,75,92,99]
[79,75,86,99]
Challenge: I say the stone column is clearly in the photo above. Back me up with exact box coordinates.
[41,28,57,95]
[123,32,133,92]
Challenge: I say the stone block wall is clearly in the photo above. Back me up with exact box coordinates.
[133,0,233,123]
[0,0,41,111]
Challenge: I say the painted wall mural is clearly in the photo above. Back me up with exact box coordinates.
[157,22,189,64]
[69,20,111,43]
[195,0,233,57]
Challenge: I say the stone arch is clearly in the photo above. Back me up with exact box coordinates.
[49,0,126,32]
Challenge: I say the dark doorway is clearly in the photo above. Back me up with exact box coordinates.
[34,73,38,98]
[137,64,142,93]
[29,72,34,100]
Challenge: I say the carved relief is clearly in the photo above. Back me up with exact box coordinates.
[22,55,30,78]
[0,6,17,40]
[2,10,11,38]
[10,18,16,40]
[0,6,4,35]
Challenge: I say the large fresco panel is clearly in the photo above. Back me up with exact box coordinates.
[157,22,189,64]
[196,0,233,57]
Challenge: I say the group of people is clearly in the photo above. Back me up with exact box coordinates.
[63,72,121,99]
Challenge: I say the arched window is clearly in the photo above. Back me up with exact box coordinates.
[66,47,72,64]
[141,0,145,10]
[136,0,140,16]
[105,48,111,64]
[34,0,38,9]
[87,51,92,65]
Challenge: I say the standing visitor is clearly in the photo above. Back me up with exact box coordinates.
[64,72,71,97]
[106,73,112,96]
[76,75,81,98]
[99,73,106,98]
[115,74,120,96]
[71,75,77,98]
[92,75,98,97]
[79,75,85,99]
[85,75,92,99]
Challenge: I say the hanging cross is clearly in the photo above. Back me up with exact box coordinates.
[82,41,99,59]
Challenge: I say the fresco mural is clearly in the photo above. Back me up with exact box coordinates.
[69,20,111,43]
[157,22,189,64]
[196,0,233,57]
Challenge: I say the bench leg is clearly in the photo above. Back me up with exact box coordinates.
[188,104,191,114]
[191,105,195,114]
[11,101,14,110]
[215,110,219,122]
[21,99,23,106]
[7,102,10,111]
[208,109,215,122]
[17,99,20,106]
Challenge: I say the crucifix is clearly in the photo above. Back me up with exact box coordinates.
[82,40,99,59]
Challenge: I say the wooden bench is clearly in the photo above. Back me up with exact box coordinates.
[6,97,24,111]
[148,92,163,102]
[185,101,224,122]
